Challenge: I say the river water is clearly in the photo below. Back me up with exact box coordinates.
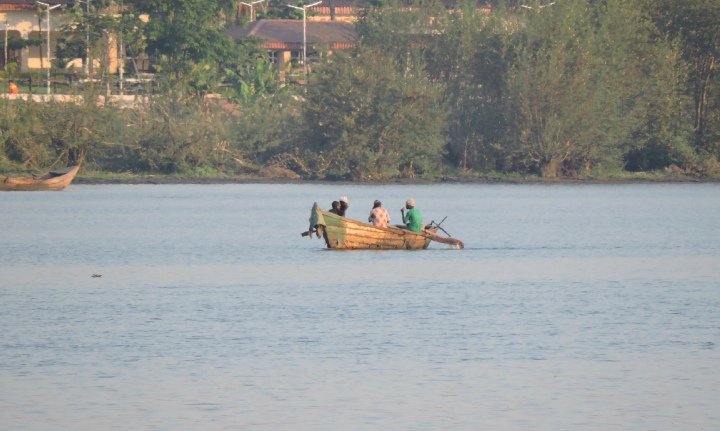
[1,183,719,430]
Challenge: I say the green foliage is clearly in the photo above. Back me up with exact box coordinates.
[122,97,235,173]
[0,37,42,52]
[229,91,304,170]
[356,0,440,72]
[59,2,121,77]
[0,100,49,169]
[3,0,720,181]
[642,0,720,158]
[0,99,111,169]
[187,62,222,97]
[425,4,510,172]
[304,46,446,180]
[54,39,86,69]
[128,0,236,81]
[445,0,693,178]
[260,1,308,20]
[224,58,280,105]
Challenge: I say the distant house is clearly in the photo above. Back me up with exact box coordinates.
[226,19,357,82]
[0,0,135,74]
[0,0,73,72]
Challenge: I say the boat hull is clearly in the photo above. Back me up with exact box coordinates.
[0,165,80,191]
[308,203,436,250]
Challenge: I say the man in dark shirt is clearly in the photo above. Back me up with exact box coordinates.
[329,201,341,215]
[338,196,349,217]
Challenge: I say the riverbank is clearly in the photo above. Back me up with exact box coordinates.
[71,171,720,185]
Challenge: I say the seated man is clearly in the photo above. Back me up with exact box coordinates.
[368,200,390,228]
[338,196,349,217]
[329,201,341,215]
[401,198,423,232]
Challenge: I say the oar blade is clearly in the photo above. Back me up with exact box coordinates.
[426,232,464,249]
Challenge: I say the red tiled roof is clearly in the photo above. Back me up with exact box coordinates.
[227,19,357,50]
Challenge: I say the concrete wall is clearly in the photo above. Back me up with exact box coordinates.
[1,93,149,108]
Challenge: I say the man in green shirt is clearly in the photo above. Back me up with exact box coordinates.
[401,198,423,232]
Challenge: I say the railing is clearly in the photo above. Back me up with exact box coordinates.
[4,72,159,96]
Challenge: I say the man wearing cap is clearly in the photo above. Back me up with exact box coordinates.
[401,199,423,232]
[368,200,390,228]
[338,196,349,217]
[329,201,341,215]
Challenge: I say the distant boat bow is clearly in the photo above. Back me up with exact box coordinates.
[0,165,80,191]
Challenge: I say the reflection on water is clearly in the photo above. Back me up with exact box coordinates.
[1,183,719,430]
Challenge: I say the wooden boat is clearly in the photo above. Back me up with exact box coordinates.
[0,165,80,191]
[304,202,464,250]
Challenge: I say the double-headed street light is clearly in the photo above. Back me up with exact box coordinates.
[241,0,265,22]
[36,1,62,94]
[286,1,321,87]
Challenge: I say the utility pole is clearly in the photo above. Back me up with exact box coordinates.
[4,21,8,72]
[36,1,62,95]
[287,1,321,87]
[240,0,265,22]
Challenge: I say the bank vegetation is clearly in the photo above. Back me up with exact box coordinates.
[1,0,719,181]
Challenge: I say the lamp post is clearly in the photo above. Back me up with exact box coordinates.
[240,0,265,22]
[76,0,91,77]
[36,1,61,95]
[287,1,321,87]
[4,21,8,73]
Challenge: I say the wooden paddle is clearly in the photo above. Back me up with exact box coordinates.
[423,231,465,249]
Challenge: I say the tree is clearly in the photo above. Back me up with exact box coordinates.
[59,0,144,83]
[303,46,447,180]
[355,0,440,74]
[260,0,313,20]
[127,0,236,82]
[499,0,690,177]
[643,0,720,157]
[425,1,510,172]
[0,37,42,71]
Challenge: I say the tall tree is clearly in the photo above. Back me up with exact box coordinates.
[500,0,689,177]
[643,0,720,157]
[304,46,446,180]
[127,0,236,81]
[425,1,510,172]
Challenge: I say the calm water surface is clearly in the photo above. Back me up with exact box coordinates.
[1,183,719,430]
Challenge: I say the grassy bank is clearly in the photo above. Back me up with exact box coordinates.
[69,169,720,185]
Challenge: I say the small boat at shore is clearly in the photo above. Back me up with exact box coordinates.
[0,165,80,191]
[303,202,464,250]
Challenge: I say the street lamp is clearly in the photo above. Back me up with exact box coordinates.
[286,1,321,87]
[240,0,265,22]
[36,1,62,95]
[4,21,8,73]
[76,0,91,77]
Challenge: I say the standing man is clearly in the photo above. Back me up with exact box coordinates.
[401,198,423,232]
[368,200,390,228]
